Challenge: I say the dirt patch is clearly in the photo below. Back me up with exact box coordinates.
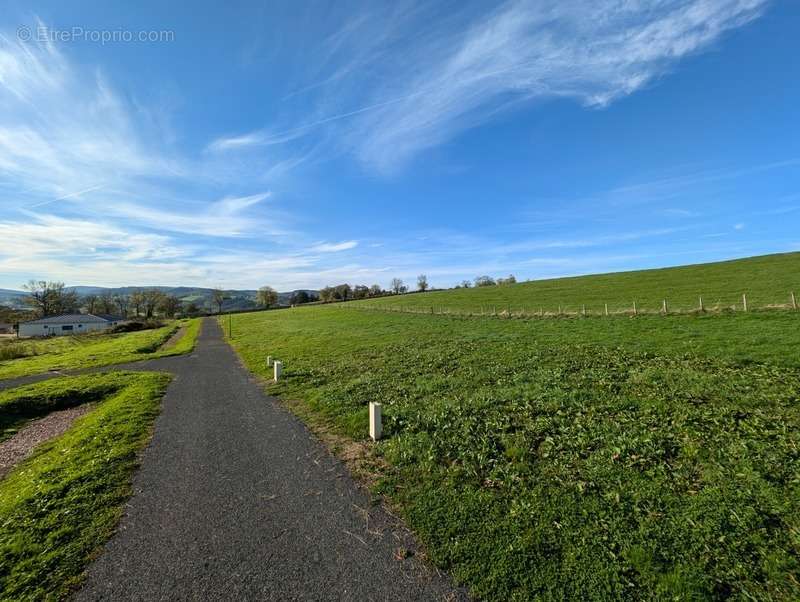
[0,404,94,480]
[159,326,186,351]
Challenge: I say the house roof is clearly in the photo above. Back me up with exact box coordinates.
[22,313,124,325]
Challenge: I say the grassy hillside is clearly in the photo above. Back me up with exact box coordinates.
[225,300,800,600]
[359,252,800,314]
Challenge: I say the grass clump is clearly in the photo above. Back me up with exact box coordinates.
[0,371,171,600]
[225,306,800,600]
[0,344,35,362]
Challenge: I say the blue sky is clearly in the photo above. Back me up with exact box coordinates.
[0,0,797,291]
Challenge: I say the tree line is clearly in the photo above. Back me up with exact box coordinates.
[22,281,188,319]
[17,273,520,319]
[314,273,517,304]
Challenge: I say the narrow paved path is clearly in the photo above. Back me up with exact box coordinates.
[78,318,467,601]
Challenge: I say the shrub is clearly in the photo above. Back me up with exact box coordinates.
[110,320,164,333]
[474,275,496,287]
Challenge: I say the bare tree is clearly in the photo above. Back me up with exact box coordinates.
[142,289,164,319]
[83,294,99,314]
[114,294,130,317]
[23,280,78,317]
[257,286,279,308]
[390,278,405,295]
[369,284,384,297]
[212,288,227,314]
[98,292,116,314]
[460,280,472,289]
[158,295,182,318]
[130,291,145,317]
[417,274,429,292]
[474,275,496,287]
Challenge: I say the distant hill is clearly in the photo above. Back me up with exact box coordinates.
[358,251,800,314]
[0,286,319,311]
[0,288,28,309]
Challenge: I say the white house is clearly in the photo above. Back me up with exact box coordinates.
[18,314,126,337]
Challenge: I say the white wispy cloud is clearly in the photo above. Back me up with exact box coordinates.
[310,240,359,253]
[206,129,310,153]
[101,192,277,237]
[239,0,764,173]
[348,0,766,171]
[0,33,177,199]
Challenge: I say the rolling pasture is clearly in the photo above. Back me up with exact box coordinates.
[227,253,800,600]
[358,251,800,315]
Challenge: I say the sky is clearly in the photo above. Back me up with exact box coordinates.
[0,0,798,291]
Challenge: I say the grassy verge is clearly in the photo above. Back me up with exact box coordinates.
[0,375,124,443]
[0,372,170,600]
[224,308,800,600]
[0,318,201,381]
[160,317,202,356]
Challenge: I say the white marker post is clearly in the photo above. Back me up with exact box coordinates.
[369,402,382,441]
[273,360,282,382]
[266,355,273,367]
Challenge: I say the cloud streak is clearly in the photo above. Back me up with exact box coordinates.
[345,0,767,171]
[221,1,765,172]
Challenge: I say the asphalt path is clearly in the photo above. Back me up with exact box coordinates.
[74,318,468,601]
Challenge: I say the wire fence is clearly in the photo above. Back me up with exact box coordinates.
[345,292,799,320]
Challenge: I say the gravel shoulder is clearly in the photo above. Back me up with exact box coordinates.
[0,403,94,480]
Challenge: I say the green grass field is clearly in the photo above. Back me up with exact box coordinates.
[225,271,800,599]
[0,372,170,600]
[0,318,201,381]
[357,252,800,315]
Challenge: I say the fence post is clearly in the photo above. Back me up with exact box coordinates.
[369,402,382,441]
[266,355,273,367]
[699,296,704,312]
[604,303,609,316]
[581,304,586,317]
[742,293,748,312]
[662,299,668,315]
[792,292,797,310]
[633,301,637,316]
[273,360,283,381]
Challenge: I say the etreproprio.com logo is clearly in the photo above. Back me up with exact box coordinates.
[17,25,175,45]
